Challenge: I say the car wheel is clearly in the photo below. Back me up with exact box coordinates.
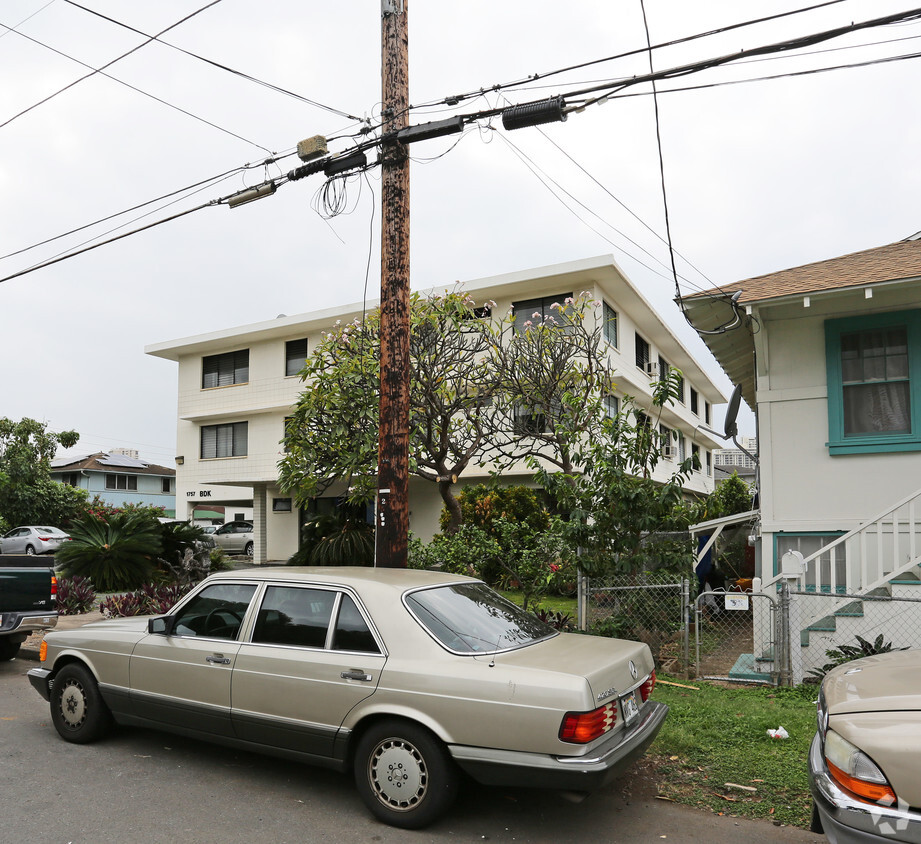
[50,663,113,744]
[25,545,35,555]
[244,541,254,557]
[0,638,21,661]
[354,719,459,829]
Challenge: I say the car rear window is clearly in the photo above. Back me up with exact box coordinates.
[405,582,556,654]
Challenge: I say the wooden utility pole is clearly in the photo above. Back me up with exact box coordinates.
[376,0,410,567]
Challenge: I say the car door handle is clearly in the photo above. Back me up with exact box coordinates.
[206,655,231,665]
[340,670,372,682]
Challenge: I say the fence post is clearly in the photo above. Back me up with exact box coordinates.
[577,571,588,631]
[778,579,792,686]
[681,578,690,680]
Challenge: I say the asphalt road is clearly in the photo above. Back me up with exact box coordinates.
[1,657,825,844]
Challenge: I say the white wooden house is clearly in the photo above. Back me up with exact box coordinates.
[684,235,921,680]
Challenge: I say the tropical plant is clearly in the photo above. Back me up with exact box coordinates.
[157,520,211,586]
[98,582,192,618]
[808,633,908,681]
[287,507,374,566]
[56,575,97,615]
[56,511,162,591]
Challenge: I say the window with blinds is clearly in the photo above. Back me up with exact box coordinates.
[202,350,249,388]
[201,422,248,458]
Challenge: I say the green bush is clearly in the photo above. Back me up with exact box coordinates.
[288,507,374,566]
[56,511,162,591]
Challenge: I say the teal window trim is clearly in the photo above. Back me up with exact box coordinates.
[825,309,921,455]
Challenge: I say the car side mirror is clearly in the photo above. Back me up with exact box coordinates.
[148,615,177,635]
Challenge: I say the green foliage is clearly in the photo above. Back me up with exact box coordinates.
[0,417,83,527]
[56,511,162,592]
[699,471,754,521]
[538,371,697,578]
[56,576,97,615]
[808,633,908,681]
[288,507,374,566]
[438,484,548,534]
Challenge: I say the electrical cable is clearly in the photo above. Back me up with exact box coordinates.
[0,0,226,132]
[407,0,851,113]
[0,21,273,152]
[61,0,363,122]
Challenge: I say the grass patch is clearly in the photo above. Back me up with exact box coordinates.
[649,677,816,828]
[500,590,577,617]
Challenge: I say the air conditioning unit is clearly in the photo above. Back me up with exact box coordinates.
[661,446,676,459]
[645,361,659,377]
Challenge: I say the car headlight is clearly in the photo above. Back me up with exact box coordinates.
[824,729,896,806]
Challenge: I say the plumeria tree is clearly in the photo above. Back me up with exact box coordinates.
[279,290,498,532]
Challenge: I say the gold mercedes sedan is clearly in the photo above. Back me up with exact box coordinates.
[29,567,666,828]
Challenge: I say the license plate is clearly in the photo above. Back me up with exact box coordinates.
[621,692,639,725]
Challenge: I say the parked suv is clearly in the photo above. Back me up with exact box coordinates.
[211,521,254,556]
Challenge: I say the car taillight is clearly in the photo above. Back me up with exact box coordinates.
[639,670,656,702]
[824,730,896,805]
[39,536,50,541]
[51,575,57,599]
[559,702,617,744]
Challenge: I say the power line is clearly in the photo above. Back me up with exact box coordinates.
[0,20,273,152]
[61,0,363,122]
[0,0,225,132]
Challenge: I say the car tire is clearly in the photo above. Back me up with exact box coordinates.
[244,541,254,557]
[50,663,113,744]
[25,545,35,555]
[353,719,459,829]
[0,638,21,661]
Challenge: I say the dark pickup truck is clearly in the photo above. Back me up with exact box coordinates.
[0,556,57,660]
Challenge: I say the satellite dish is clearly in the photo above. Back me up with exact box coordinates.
[724,384,742,439]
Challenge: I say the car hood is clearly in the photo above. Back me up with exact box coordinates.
[494,632,654,704]
[824,650,921,715]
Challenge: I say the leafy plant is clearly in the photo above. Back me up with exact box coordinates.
[56,511,162,591]
[532,608,573,630]
[288,506,374,566]
[808,633,908,681]
[99,582,192,618]
[56,575,97,615]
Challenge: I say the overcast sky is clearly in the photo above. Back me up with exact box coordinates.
[2,0,919,465]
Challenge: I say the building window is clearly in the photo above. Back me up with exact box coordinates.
[285,339,308,377]
[105,474,137,491]
[513,405,548,435]
[705,401,711,425]
[273,498,292,512]
[161,478,171,493]
[678,433,686,461]
[603,395,619,420]
[635,334,650,371]
[201,422,248,459]
[691,443,701,470]
[705,450,712,476]
[690,388,699,415]
[775,533,846,592]
[512,293,573,332]
[602,301,618,347]
[202,350,249,389]
[61,472,80,486]
[659,425,674,457]
[825,310,920,454]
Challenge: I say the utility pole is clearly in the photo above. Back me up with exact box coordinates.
[376,0,410,567]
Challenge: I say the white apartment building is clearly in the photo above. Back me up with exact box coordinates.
[146,256,727,563]
[714,437,758,470]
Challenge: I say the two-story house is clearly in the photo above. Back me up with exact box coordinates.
[147,255,727,563]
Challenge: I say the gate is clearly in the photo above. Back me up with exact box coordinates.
[694,590,780,685]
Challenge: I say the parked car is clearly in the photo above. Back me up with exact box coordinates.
[0,526,70,555]
[211,520,253,556]
[200,525,219,535]
[810,649,921,842]
[28,567,667,828]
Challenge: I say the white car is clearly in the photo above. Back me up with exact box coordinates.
[0,526,70,555]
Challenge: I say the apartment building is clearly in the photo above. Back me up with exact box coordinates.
[146,255,727,562]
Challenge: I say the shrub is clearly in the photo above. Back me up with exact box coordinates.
[288,507,374,566]
[56,511,162,591]
[56,575,97,615]
[532,608,573,631]
[99,582,192,618]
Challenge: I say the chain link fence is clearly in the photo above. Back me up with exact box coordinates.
[579,573,691,677]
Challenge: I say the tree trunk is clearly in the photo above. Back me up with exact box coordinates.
[439,480,463,534]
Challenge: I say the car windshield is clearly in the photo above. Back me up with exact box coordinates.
[405,582,557,654]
